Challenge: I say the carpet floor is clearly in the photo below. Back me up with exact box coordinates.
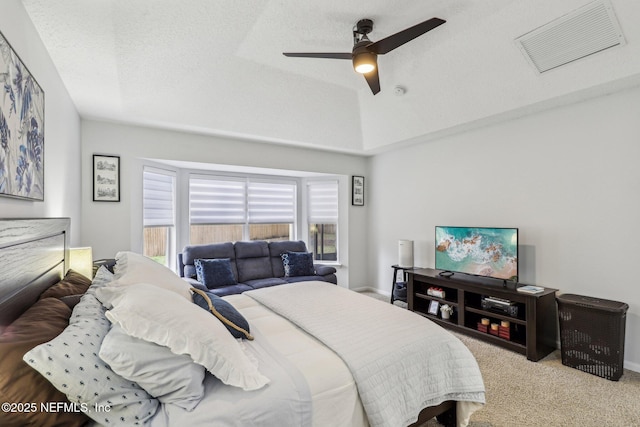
[359,291,640,427]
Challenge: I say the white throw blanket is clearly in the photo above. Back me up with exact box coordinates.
[246,282,485,427]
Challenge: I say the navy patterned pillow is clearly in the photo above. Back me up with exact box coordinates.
[194,258,237,288]
[281,251,315,277]
[191,288,253,340]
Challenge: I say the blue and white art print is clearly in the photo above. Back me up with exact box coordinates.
[0,31,45,201]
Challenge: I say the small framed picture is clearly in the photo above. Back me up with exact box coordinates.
[93,154,120,202]
[352,175,364,206]
[428,300,440,315]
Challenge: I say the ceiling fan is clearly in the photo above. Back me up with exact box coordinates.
[283,17,446,95]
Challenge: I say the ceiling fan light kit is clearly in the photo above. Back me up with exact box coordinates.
[353,50,377,74]
[283,17,445,95]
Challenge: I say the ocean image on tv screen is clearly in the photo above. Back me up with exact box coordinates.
[435,226,518,281]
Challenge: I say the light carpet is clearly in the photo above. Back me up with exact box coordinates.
[359,291,640,427]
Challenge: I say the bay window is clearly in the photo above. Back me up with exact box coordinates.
[189,175,296,243]
[142,168,176,266]
[307,180,338,261]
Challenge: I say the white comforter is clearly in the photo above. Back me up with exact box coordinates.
[149,292,368,427]
[246,281,486,427]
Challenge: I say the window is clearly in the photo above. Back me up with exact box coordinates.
[143,168,176,267]
[189,175,296,243]
[247,181,295,241]
[307,180,338,261]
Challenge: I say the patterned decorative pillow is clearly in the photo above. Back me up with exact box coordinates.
[91,266,115,290]
[191,288,253,340]
[281,251,315,277]
[99,325,205,411]
[23,294,158,426]
[194,258,237,288]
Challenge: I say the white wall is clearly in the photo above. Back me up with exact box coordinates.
[368,86,640,371]
[0,1,82,245]
[80,120,368,288]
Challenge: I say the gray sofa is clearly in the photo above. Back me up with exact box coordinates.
[177,240,337,296]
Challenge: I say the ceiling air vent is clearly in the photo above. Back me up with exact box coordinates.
[515,0,625,73]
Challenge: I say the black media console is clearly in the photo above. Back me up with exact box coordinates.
[407,268,558,361]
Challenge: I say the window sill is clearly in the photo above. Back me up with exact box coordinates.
[314,261,342,268]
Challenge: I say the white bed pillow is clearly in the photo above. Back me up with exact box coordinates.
[95,284,269,391]
[110,251,192,300]
[99,325,205,411]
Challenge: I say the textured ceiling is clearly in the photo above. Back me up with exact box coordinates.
[21,0,640,154]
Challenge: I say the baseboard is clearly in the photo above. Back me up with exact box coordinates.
[624,360,640,373]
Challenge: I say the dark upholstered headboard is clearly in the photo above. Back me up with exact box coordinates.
[0,218,70,327]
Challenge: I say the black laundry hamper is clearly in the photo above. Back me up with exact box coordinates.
[556,294,628,381]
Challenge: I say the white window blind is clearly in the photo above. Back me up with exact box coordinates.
[189,177,247,224]
[307,180,339,224]
[248,181,296,224]
[143,169,175,227]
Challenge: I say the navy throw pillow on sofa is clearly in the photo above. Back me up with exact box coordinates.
[191,288,253,340]
[194,258,237,289]
[281,251,315,277]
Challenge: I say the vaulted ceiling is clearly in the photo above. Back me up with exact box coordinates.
[21,0,640,154]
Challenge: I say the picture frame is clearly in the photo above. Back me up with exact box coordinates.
[0,30,45,201]
[428,300,440,315]
[352,175,364,206]
[93,154,120,202]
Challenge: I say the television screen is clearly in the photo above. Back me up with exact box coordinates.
[435,226,518,281]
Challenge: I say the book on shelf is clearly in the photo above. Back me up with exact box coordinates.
[517,285,545,294]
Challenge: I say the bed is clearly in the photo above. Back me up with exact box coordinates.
[0,218,485,427]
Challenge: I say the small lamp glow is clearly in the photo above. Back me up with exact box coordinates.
[353,52,377,74]
[355,62,375,73]
[69,247,93,279]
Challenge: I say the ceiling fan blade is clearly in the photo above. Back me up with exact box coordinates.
[367,17,445,55]
[363,69,380,95]
[283,52,352,59]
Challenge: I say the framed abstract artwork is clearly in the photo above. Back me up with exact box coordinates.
[0,31,45,201]
[93,154,120,202]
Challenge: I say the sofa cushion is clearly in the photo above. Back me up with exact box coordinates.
[182,242,236,279]
[194,258,237,289]
[243,277,288,290]
[267,240,307,277]
[283,275,327,284]
[282,251,316,277]
[234,241,272,283]
[315,264,337,276]
[206,284,253,297]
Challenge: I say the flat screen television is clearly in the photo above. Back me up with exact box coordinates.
[435,226,518,281]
